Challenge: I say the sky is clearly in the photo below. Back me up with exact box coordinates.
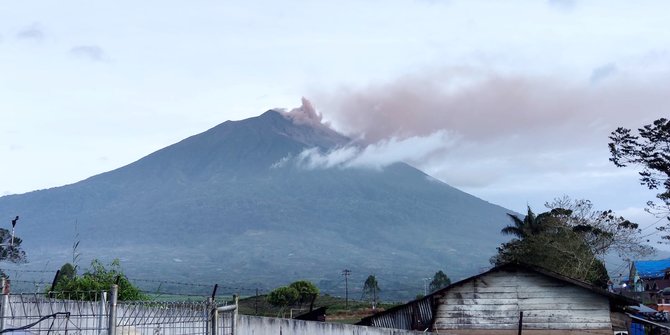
[1,1,670,244]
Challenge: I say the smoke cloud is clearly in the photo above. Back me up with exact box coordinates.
[307,67,670,209]
[315,68,670,146]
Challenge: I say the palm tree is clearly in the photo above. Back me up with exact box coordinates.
[362,275,380,309]
[501,207,547,239]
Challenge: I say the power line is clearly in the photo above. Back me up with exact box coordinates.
[639,215,668,233]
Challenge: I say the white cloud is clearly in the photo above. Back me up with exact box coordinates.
[294,131,456,170]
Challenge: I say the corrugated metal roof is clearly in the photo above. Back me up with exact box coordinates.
[634,258,670,279]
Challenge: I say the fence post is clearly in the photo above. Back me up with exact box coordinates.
[99,291,108,335]
[108,285,118,335]
[210,300,218,335]
[233,295,238,335]
[0,278,7,333]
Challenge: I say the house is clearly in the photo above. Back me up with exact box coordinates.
[358,263,639,334]
[628,258,670,310]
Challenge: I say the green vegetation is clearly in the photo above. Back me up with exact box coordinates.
[289,280,319,308]
[362,275,380,308]
[0,216,27,279]
[51,259,145,301]
[492,197,650,288]
[428,271,451,293]
[267,286,299,316]
[239,293,399,323]
[58,263,76,282]
[266,280,319,316]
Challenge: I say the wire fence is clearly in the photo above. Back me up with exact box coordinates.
[0,287,236,335]
[2,292,105,334]
[116,301,211,335]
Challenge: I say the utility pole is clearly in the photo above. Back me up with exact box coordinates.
[423,278,431,296]
[342,269,351,309]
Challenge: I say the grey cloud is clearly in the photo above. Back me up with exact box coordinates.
[315,68,669,145]
[69,45,106,61]
[590,63,617,84]
[313,68,670,191]
[16,23,45,41]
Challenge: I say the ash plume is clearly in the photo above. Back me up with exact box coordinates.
[279,97,326,128]
[278,99,457,171]
[308,67,670,192]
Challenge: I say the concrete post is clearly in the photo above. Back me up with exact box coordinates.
[210,302,218,335]
[99,291,107,335]
[233,295,238,335]
[108,285,118,335]
[0,278,7,333]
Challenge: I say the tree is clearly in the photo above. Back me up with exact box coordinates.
[493,225,609,287]
[501,207,550,239]
[428,271,451,293]
[609,118,670,225]
[492,200,649,288]
[362,275,380,309]
[51,259,144,301]
[267,286,299,316]
[545,196,652,258]
[0,218,27,278]
[57,263,76,284]
[288,280,319,309]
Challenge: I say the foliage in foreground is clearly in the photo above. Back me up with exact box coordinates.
[51,259,145,301]
[609,118,670,238]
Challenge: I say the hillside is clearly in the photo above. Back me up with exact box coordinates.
[0,102,512,299]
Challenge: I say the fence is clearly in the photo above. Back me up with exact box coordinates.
[236,315,432,335]
[0,282,236,335]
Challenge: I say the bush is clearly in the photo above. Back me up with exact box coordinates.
[51,259,145,301]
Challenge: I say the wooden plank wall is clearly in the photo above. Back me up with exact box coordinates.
[433,269,612,332]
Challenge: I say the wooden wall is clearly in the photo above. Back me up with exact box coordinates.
[432,268,612,333]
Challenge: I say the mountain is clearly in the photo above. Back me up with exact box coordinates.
[0,101,512,299]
